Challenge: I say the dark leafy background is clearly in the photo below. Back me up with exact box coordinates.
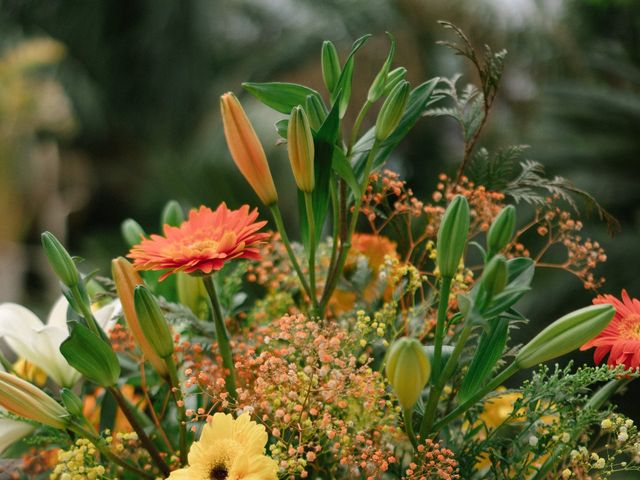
[1,0,639,458]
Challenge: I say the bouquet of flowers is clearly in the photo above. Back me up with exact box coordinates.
[1,25,639,480]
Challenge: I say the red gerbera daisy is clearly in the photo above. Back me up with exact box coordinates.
[580,290,640,369]
[128,203,268,280]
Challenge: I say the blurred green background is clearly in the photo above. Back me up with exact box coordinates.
[0,0,639,454]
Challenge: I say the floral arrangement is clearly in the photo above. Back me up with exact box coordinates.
[1,26,639,480]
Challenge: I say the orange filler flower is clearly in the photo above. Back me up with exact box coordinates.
[128,203,268,280]
[581,290,640,369]
[220,92,278,206]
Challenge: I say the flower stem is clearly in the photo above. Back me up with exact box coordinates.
[202,275,238,403]
[403,407,418,449]
[269,204,314,303]
[108,386,170,477]
[319,141,379,315]
[166,356,188,465]
[420,323,472,437]
[431,276,452,382]
[348,100,372,155]
[431,362,520,432]
[304,191,319,315]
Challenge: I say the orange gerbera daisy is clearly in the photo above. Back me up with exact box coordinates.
[581,290,640,369]
[128,203,268,280]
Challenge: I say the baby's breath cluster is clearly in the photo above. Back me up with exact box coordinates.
[50,439,106,480]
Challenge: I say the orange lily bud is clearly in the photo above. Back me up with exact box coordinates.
[112,257,168,377]
[220,92,278,206]
[0,372,68,429]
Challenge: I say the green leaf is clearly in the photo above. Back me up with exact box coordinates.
[459,317,509,402]
[275,119,288,139]
[60,322,120,386]
[242,82,324,115]
[298,91,343,247]
[353,78,439,179]
[331,34,371,118]
[332,149,361,197]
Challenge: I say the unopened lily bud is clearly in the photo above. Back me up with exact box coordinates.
[134,285,174,359]
[60,388,83,417]
[321,41,341,94]
[436,195,470,278]
[304,94,326,131]
[0,372,68,429]
[220,92,278,206]
[287,106,315,193]
[476,255,508,310]
[41,232,79,288]
[161,200,185,228]
[385,337,431,410]
[383,67,407,96]
[121,219,146,248]
[516,304,615,369]
[375,80,410,141]
[112,258,168,376]
[487,205,516,259]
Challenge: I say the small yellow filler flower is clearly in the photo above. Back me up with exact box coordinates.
[167,412,278,480]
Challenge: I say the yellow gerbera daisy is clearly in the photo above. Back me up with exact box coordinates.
[167,412,278,480]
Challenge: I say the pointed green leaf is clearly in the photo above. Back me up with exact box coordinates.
[60,322,120,386]
[332,149,361,197]
[242,82,324,114]
[459,317,509,402]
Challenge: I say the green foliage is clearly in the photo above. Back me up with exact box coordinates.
[452,363,631,479]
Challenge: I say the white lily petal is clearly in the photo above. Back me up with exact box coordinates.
[46,296,70,330]
[0,303,45,364]
[94,300,121,334]
[31,325,81,388]
[0,418,34,453]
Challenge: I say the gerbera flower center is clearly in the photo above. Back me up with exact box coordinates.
[621,313,640,339]
[210,465,228,480]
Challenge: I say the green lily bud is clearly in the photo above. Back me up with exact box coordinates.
[134,285,174,359]
[487,205,516,259]
[436,195,470,278]
[60,388,83,417]
[321,41,341,94]
[60,322,121,387]
[476,255,508,311]
[516,304,615,369]
[383,67,407,96]
[304,94,326,131]
[287,106,315,193]
[121,218,146,248]
[367,32,396,103]
[161,200,185,228]
[375,80,410,142]
[41,232,79,288]
[385,337,431,410]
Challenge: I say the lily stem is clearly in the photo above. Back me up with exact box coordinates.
[269,204,314,303]
[166,356,188,466]
[431,362,520,432]
[304,192,319,315]
[431,276,452,382]
[108,386,170,477]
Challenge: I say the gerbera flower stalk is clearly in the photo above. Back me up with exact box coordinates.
[581,290,640,369]
[129,203,269,402]
[167,412,278,480]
